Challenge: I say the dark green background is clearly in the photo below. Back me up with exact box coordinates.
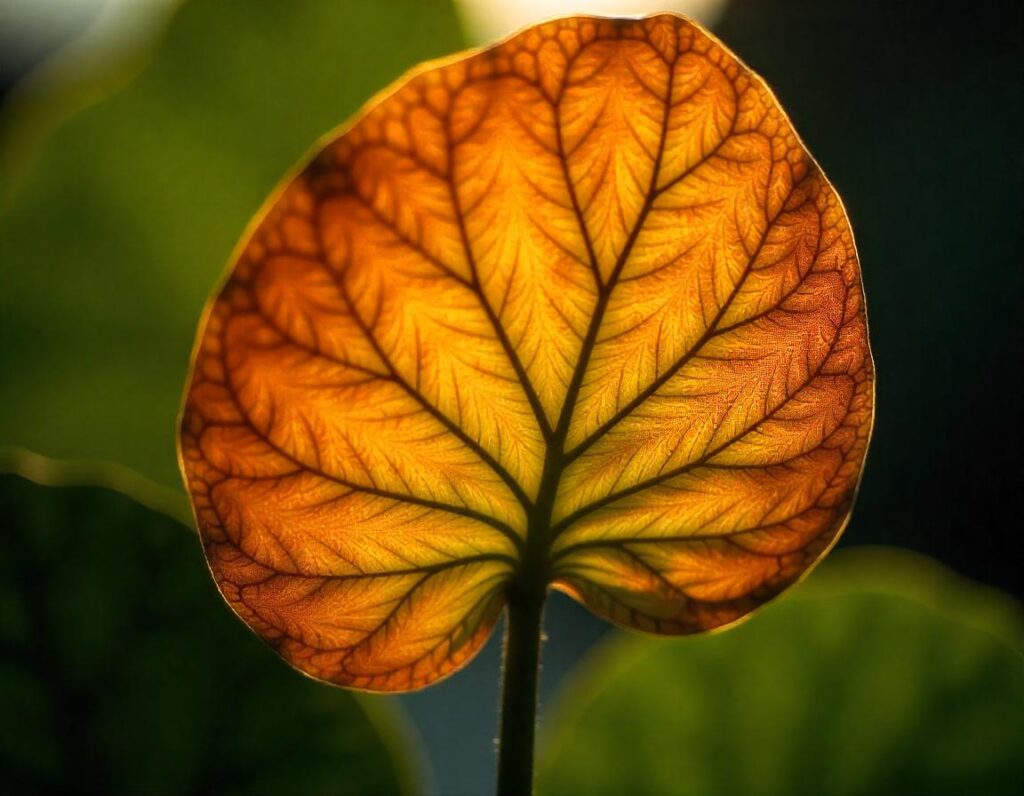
[0,474,419,795]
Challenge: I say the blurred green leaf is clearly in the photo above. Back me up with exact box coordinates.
[538,548,1024,796]
[0,469,425,795]
[0,0,465,493]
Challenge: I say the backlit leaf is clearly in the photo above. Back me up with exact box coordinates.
[180,14,874,691]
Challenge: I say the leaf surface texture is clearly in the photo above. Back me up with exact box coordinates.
[181,14,874,690]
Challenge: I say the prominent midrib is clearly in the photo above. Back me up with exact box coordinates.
[521,446,565,592]
[551,57,678,445]
[517,56,681,584]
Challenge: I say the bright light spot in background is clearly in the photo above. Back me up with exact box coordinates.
[0,0,177,67]
[456,0,727,44]
[0,0,105,44]
[0,0,181,201]
[1,1,729,89]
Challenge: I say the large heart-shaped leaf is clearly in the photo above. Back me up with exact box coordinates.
[180,14,873,690]
[0,467,422,794]
[536,548,1024,796]
[0,0,465,492]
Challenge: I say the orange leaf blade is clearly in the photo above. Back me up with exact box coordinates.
[180,13,873,690]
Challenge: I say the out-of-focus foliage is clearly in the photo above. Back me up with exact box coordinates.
[0,0,465,493]
[538,548,1024,796]
[0,471,423,795]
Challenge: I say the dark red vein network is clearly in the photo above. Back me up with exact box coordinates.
[179,13,873,689]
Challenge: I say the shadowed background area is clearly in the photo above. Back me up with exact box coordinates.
[713,0,1023,602]
[1,1,1020,794]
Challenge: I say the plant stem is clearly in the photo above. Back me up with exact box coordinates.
[496,441,562,794]
[496,581,546,795]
